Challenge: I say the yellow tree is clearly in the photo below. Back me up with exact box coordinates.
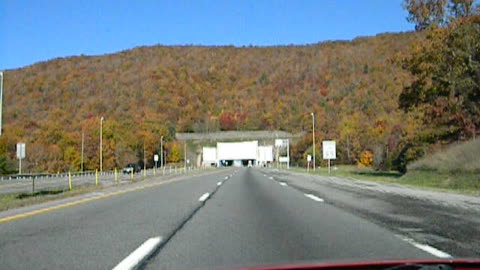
[167,142,181,163]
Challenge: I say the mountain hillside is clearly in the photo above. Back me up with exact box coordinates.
[0,31,422,172]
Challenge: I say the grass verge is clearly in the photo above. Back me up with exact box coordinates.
[400,170,480,196]
[288,165,479,196]
[289,165,402,183]
[0,185,102,212]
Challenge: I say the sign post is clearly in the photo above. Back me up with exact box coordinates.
[275,139,290,169]
[307,155,312,172]
[154,154,159,176]
[16,143,26,174]
[322,141,336,174]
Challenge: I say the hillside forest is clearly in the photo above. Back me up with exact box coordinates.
[0,2,478,174]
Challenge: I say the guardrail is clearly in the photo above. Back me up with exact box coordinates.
[0,165,209,195]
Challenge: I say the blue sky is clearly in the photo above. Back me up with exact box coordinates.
[0,0,413,70]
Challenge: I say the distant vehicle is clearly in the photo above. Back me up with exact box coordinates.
[123,163,141,174]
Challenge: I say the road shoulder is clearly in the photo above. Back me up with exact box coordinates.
[264,168,480,258]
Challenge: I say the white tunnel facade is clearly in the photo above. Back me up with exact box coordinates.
[203,141,273,167]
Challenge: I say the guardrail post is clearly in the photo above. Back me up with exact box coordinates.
[68,171,72,190]
[95,169,99,186]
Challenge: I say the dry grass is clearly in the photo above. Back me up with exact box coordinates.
[0,185,102,212]
[408,138,480,173]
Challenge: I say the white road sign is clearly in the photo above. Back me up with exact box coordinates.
[258,146,273,162]
[16,143,26,159]
[275,139,288,147]
[279,157,289,163]
[322,141,336,160]
[307,155,312,162]
[154,154,159,162]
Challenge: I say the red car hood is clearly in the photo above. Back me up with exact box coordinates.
[227,259,480,270]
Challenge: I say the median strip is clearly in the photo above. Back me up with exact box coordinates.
[0,169,233,225]
[112,236,162,270]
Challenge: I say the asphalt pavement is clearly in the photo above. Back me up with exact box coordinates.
[263,168,480,258]
[0,168,233,270]
[145,168,433,270]
[0,167,452,270]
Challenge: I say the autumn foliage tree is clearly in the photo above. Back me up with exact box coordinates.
[400,15,480,141]
[403,0,478,30]
[0,30,431,173]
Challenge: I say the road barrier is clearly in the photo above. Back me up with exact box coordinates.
[0,166,206,196]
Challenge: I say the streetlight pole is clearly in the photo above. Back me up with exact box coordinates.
[160,136,164,168]
[184,142,187,172]
[100,116,104,172]
[0,71,4,136]
[143,142,146,173]
[287,139,290,169]
[311,112,316,171]
[81,131,84,171]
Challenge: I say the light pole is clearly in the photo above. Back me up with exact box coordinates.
[0,71,4,136]
[311,112,316,171]
[100,116,104,172]
[143,142,146,175]
[81,131,84,171]
[160,136,164,168]
[287,139,290,169]
[184,142,187,172]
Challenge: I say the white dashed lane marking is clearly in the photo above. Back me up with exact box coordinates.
[198,193,210,202]
[113,236,162,270]
[398,236,452,258]
[304,194,324,202]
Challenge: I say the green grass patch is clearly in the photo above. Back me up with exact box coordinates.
[290,165,402,183]
[399,171,480,195]
[0,185,102,212]
[288,164,479,195]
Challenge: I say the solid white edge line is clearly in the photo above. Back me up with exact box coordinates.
[112,236,162,270]
[304,193,324,202]
[217,181,222,186]
[279,182,287,186]
[400,236,452,258]
[224,176,229,179]
[198,192,210,202]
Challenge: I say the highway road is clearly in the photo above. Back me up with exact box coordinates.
[1,167,470,270]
